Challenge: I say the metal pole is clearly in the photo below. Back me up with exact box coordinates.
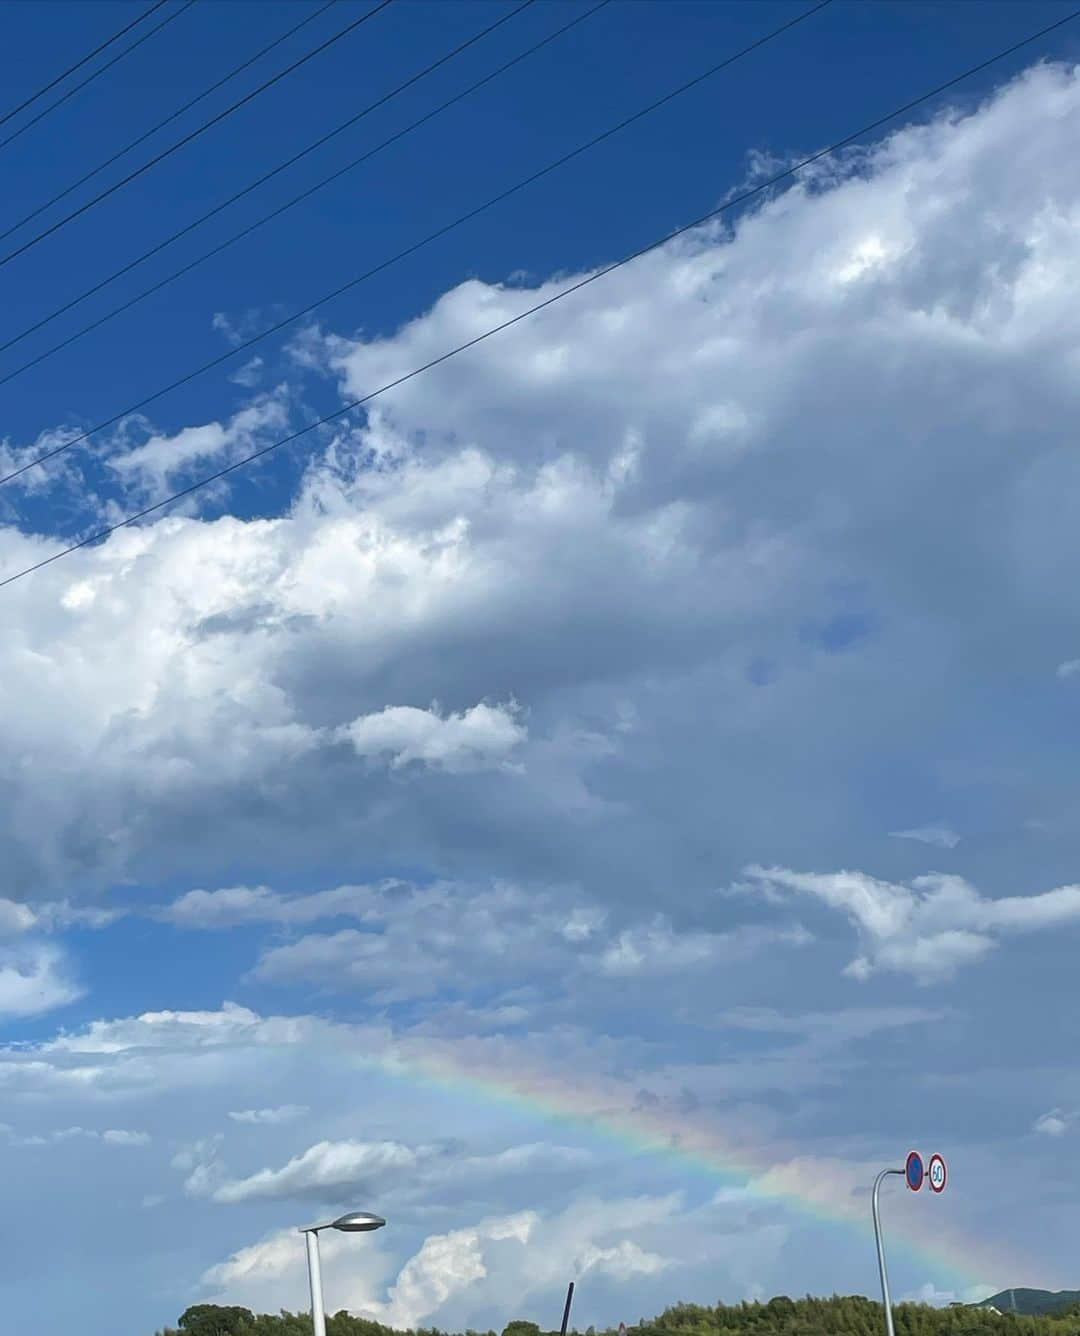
[560,1281,575,1336]
[306,1228,327,1336]
[872,1169,903,1336]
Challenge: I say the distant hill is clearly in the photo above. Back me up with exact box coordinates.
[974,1291,1080,1317]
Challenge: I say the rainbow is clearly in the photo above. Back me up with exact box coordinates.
[366,1041,1045,1297]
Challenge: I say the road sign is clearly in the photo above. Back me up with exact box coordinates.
[928,1153,947,1193]
[905,1150,924,1191]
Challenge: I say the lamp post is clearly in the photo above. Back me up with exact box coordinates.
[872,1169,903,1336]
[299,1211,386,1336]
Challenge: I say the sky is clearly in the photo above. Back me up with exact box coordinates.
[2,1,1080,1333]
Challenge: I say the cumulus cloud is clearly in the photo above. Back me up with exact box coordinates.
[578,1239,670,1280]
[204,1196,680,1329]
[208,1139,428,1204]
[205,1136,594,1207]
[201,1223,392,1318]
[4,63,1080,921]
[744,866,1080,982]
[339,702,526,773]
[12,58,1080,1330]
[0,992,1011,1327]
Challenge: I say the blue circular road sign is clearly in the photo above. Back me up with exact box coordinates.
[905,1150,924,1191]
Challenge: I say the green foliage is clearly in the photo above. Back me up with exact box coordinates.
[154,1294,1080,1336]
[177,1308,257,1336]
[503,1323,543,1336]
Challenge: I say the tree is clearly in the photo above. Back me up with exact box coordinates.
[502,1322,543,1336]
[177,1305,256,1336]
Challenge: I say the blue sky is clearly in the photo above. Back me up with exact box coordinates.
[3,2,1080,1334]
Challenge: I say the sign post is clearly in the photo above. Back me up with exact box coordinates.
[872,1153,947,1336]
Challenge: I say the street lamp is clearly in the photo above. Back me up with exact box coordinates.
[299,1211,386,1336]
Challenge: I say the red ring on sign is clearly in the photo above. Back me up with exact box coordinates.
[905,1150,924,1191]
[928,1153,947,1193]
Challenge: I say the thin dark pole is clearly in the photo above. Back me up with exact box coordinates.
[560,1282,575,1336]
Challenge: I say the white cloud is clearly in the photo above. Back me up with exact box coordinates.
[902,1283,998,1307]
[47,1000,264,1057]
[209,1139,427,1204]
[365,1196,689,1328]
[101,1128,151,1146]
[0,943,81,1017]
[4,64,1080,918]
[1033,1108,1076,1136]
[889,825,961,850]
[1056,660,1080,680]
[2,1124,150,1147]
[201,1223,392,1318]
[373,1218,499,1327]
[12,61,1080,1329]
[228,1104,308,1125]
[230,356,265,388]
[164,883,383,929]
[0,899,119,937]
[578,1239,670,1279]
[204,1196,682,1329]
[206,1136,594,1207]
[106,391,290,501]
[339,702,526,773]
[0,899,38,936]
[245,880,806,1002]
[745,865,1080,982]
[596,920,811,977]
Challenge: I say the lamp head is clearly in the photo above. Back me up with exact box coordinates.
[332,1212,386,1233]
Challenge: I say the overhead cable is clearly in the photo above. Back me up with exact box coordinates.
[0,0,394,272]
[0,0,340,242]
[2,0,824,482]
[0,1,197,157]
[0,0,170,131]
[0,0,542,368]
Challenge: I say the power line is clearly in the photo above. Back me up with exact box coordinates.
[0,0,394,273]
[0,1,198,158]
[6,9,199,152]
[0,0,819,480]
[0,0,544,370]
[0,0,170,132]
[2,4,1076,593]
[0,0,340,240]
[0,0,554,376]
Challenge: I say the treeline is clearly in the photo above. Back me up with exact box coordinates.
[160,1295,1080,1336]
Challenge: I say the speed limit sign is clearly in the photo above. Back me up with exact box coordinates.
[928,1153,947,1193]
